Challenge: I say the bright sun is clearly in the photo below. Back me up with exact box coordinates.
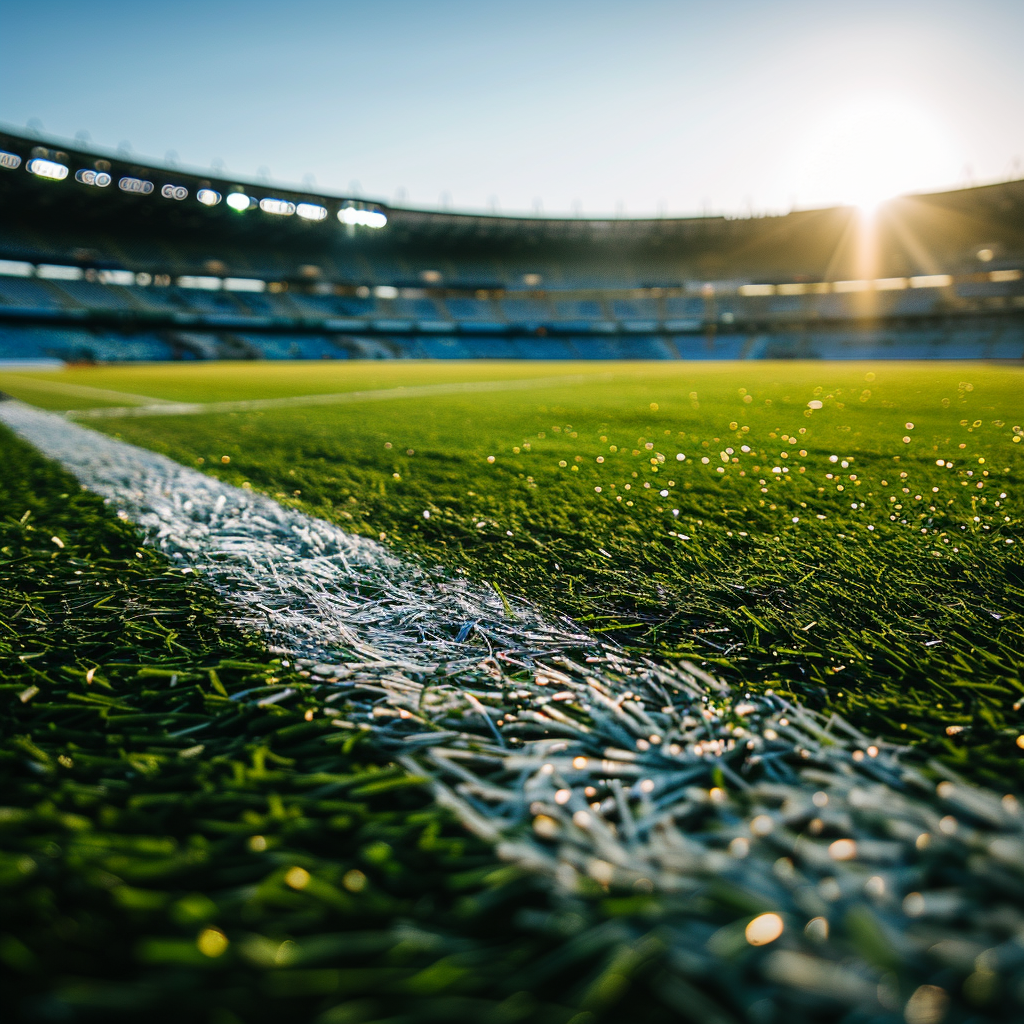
[793,96,960,212]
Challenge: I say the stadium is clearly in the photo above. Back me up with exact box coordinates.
[1,39,1023,1024]
[1,126,1023,363]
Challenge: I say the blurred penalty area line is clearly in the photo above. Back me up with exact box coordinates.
[64,372,615,420]
[0,375,173,406]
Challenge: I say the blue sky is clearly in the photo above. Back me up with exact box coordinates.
[3,0,1022,215]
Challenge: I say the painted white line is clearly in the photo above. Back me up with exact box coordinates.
[65,372,614,419]
[0,359,64,371]
[0,399,593,669]
[3,397,1022,1017]
[0,375,172,406]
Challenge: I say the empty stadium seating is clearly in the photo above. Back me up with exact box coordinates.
[1,315,1019,364]
[0,126,1021,364]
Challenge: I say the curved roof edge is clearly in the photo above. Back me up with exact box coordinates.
[0,122,830,226]
[3,123,1023,248]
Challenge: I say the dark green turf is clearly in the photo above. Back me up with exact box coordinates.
[4,360,1024,1024]
[86,362,1024,790]
[2,425,726,1024]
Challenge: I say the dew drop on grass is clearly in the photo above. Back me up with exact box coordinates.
[745,913,784,946]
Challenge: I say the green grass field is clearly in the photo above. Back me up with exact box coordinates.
[7,360,1021,784]
[0,361,618,410]
[2,359,1023,1022]
[0,427,633,1024]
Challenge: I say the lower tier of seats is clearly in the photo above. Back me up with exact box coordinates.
[0,319,1021,365]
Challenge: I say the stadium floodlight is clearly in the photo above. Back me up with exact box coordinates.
[909,274,952,289]
[75,169,112,187]
[119,176,154,195]
[177,275,222,290]
[296,202,328,221]
[98,269,136,286]
[337,205,387,229]
[161,184,189,200]
[36,264,84,280]
[197,188,221,206]
[0,259,33,276]
[259,198,295,216]
[223,278,267,292]
[374,285,399,299]
[226,193,251,211]
[0,151,23,170]
[990,269,1023,282]
[738,284,775,296]
[27,157,69,180]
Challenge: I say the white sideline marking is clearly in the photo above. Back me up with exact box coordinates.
[65,372,614,420]
[4,397,1024,1011]
[0,359,64,371]
[0,375,172,406]
[0,399,591,669]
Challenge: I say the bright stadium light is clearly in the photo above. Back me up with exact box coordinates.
[119,176,154,194]
[259,198,295,216]
[0,151,23,170]
[296,202,328,221]
[37,264,84,280]
[177,275,222,290]
[223,278,267,292]
[75,169,112,187]
[27,157,69,180]
[226,193,251,211]
[337,205,387,229]
[197,188,221,206]
[0,260,33,276]
[98,269,136,286]
[161,184,189,200]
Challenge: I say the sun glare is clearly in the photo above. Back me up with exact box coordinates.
[793,96,959,213]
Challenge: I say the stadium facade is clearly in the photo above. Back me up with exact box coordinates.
[1,127,1022,363]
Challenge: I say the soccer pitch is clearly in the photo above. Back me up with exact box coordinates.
[2,359,1023,1023]
[6,359,1022,782]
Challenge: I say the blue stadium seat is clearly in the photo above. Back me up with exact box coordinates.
[0,278,67,309]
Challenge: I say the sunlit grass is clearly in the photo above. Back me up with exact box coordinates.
[9,360,1024,787]
[0,359,621,408]
[0,427,599,1023]
[3,359,1024,1021]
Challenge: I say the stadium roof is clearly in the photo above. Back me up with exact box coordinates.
[2,126,1023,288]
